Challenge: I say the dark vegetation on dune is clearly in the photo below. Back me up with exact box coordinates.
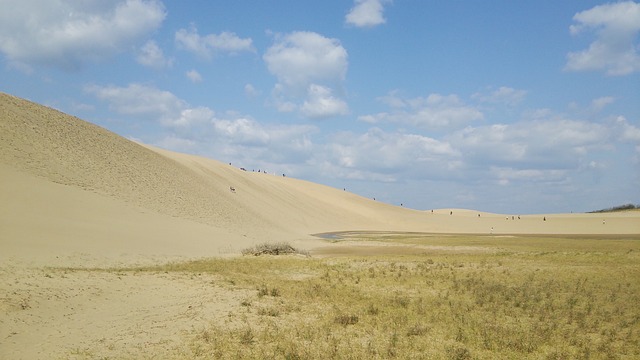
[588,203,639,213]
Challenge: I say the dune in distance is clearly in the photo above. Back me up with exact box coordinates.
[1,91,639,265]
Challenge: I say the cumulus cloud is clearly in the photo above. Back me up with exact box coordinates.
[88,83,318,168]
[210,114,318,168]
[186,69,203,83]
[589,96,615,112]
[86,83,214,128]
[614,116,640,143]
[212,116,314,147]
[175,25,254,59]
[325,128,459,181]
[87,83,184,117]
[361,92,483,129]
[471,86,527,106]
[450,117,611,170]
[566,1,640,76]
[264,31,349,118]
[264,31,348,92]
[300,84,349,118]
[173,107,214,128]
[0,0,166,70]
[136,40,172,69]
[345,0,391,28]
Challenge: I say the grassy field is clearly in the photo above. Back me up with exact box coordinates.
[88,233,640,359]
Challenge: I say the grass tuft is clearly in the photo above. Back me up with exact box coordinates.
[334,314,359,326]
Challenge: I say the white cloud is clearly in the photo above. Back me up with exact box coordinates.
[589,96,615,111]
[263,31,349,118]
[264,31,348,92]
[186,69,203,83]
[566,1,640,76]
[491,167,568,186]
[325,128,459,181]
[173,107,214,128]
[175,25,254,59]
[155,135,197,152]
[244,84,260,97]
[615,116,640,142]
[450,117,611,169]
[87,83,317,171]
[300,84,349,118]
[87,83,184,117]
[345,0,391,28]
[363,92,483,129]
[136,40,172,69]
[86,83,214,128]
[209,115,318,169]
[212,116,315,147]
[213,117,271,146]
[471,86,527,106]
[0,0,166,70]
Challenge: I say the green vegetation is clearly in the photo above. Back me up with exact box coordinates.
[588,203,639,213]
[83,234,640,359]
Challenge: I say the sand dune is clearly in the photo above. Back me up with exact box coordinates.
[1,91,639,265]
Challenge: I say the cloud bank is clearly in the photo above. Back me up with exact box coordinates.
[566,1,640,75]
[0,0,166,70]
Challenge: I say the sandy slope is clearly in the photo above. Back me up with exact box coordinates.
[1,92,639,359]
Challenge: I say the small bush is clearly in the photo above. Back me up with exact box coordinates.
[257,284,281,297]
[242,242,309,256]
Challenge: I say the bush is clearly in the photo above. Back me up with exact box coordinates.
[241,242,309,256]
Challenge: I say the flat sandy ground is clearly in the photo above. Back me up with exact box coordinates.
[2,92,639,358]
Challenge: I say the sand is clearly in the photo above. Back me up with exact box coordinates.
[1,92,639,358]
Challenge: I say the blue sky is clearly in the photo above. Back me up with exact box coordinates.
[1,0,639,214]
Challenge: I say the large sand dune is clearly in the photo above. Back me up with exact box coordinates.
[1,92,639,265]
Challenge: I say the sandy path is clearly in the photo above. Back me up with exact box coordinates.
[0,265,251,359]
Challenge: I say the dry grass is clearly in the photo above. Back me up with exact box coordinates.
[70,233,640,359]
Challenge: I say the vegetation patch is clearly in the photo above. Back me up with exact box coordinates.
[588,203,639,213]
[65,233,640,359]
[241,242,309,256]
